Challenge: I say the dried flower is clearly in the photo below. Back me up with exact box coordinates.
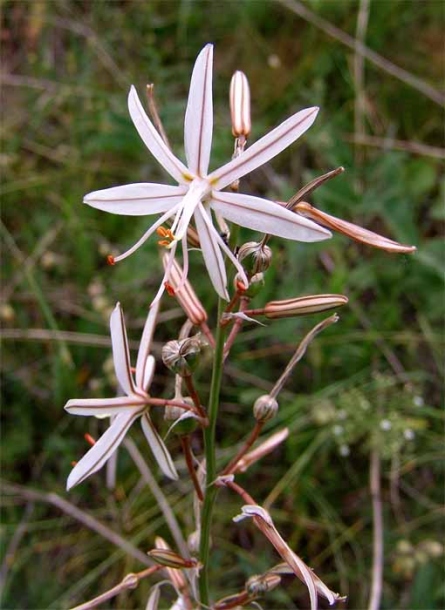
[232,428,289,473]
[234,505,345,609]
[84,45,330,300]
[294,201,416,253]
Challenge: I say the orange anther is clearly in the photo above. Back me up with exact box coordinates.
[107,255,116,266]
[156,227,175,248]
[236,280,247,293]
[84,433,96,446]
[165,282,176,296]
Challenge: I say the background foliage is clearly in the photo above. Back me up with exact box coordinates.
[1,1,443,609]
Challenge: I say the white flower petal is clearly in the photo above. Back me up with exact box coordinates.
[84,183,188,216]
[65,396,144,416]
[170,177,210,241]
[140,355,156,395]
[145,584,161,610]
[136,299,160,389]
[209,106,319,191]
[110,303,136,396]
[140,412,179,480]
[184,44,213,177]
[67,410,138,490]
[211,192,331,242]
[128,86,191,184]
[194,205,229,300]
[208,215,249,289]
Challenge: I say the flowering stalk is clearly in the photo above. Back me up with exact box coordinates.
[198,298,227,605]
[62,42,418,609]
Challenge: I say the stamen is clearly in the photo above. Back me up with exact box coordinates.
[156,226,176,248]
[150,241,179,308]
[236,279,248,293]
[84,433,96,446]
[107,255,116,266]
[112,203,181,263]
[168,233,190,295]
[165,282,176,296]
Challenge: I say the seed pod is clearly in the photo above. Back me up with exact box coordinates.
[246,573,281,595]
[253,395,279,422]
[237,241,272,274]
[162,336,202,376]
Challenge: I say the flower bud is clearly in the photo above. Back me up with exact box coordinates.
[230,70,251,138]
[264,294,348,319]
[237,241,272,274]
[162,336,202,376]
[253,395,279,422]
[148,548,197,569]
[163,255,207,325]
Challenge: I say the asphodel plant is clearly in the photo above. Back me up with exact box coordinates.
[64,44,416,610]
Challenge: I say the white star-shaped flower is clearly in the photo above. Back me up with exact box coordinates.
[84,44,331,299]
[65,302,178,490]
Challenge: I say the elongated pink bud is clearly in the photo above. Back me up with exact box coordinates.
[148,548,198,569]
[163,255,208,325]
[263,294,348,318]
[295,201,417,253]
[230,71,251,138]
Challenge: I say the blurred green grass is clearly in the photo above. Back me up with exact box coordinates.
[1,1,444,608]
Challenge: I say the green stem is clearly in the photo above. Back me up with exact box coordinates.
[199,298,226,606]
